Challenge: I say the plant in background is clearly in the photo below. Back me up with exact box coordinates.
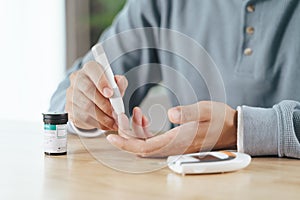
[90,0,126,46]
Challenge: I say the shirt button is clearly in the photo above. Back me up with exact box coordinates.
[244,48,253,56]
[247,5,255,13]
[246,26,255,35]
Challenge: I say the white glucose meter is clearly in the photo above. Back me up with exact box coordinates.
[167,151,251,175]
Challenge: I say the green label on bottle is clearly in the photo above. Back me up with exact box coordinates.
[44,124,56,130]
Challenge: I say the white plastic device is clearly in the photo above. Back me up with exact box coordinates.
[70,44,125,138]
[92,43,125,115]
[167,151,251,175]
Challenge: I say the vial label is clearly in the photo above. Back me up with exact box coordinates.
[44,124,67,153]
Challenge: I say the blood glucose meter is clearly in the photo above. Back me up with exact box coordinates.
[167,151,251,175]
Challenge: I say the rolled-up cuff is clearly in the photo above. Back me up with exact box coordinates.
[237,106,278,156]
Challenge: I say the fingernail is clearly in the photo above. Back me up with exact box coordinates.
[169,108,181,122]
[103,87,113,98]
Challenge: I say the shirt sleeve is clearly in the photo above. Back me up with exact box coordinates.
[237,100,300,159]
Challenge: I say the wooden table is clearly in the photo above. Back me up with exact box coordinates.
[0,120,299,200]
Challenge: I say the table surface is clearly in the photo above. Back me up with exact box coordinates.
[0,120,299,200]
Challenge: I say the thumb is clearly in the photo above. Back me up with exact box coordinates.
[168,102,210,124]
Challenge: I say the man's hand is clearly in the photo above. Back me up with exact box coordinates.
[107,101,237,157]
[65,61,128,131]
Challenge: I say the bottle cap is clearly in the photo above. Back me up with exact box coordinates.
[43,112,68,124]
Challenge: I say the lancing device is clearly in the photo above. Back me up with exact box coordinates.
[92,44,125,115]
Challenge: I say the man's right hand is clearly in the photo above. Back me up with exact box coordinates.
[66,61,128,131]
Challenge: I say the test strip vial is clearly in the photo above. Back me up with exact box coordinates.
[43,113,68,155]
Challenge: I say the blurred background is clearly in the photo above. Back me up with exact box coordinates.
[0,0,126,122]
[0,0,170,131]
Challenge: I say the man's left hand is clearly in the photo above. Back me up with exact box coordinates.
[107,101,238,157]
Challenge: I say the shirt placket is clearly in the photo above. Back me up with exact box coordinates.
[235,0,263,76]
